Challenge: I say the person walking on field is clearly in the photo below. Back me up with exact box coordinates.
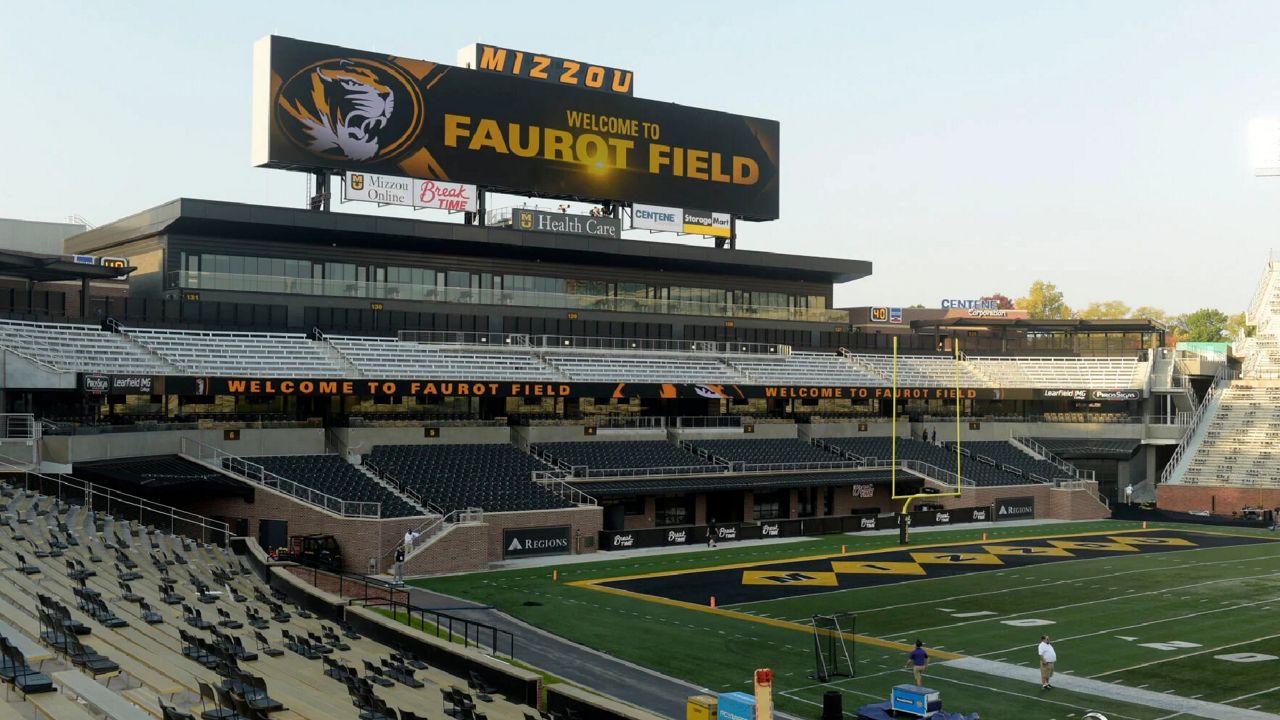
[1038,635,1056,689]
[906,639,929,686]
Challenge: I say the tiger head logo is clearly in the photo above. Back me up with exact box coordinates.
[275,58,423,163]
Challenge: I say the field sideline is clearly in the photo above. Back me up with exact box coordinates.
[416,520,1280,719]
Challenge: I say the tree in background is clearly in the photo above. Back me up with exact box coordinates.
[1015,281,1072,319]
[980,293,1015,310]
[1225,312,1252,340]
[1181,308,1230,343]
[1076,300,1132,319]
[1132,305,1172,324]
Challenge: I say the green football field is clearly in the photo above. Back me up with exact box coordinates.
[417,520,1280,719]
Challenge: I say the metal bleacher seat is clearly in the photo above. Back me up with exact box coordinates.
[823,437,1047,487]
[849,354,991,387]
[687,438,844,466]
[968,356,1146,389]
[0,320,174,373]
[533,441,713,473]
[124,327,345,377]
[366,443,570,512]
[328,335,556,380]
[729,352,882,385]
[239,455,424,517]
[546,353,745,383]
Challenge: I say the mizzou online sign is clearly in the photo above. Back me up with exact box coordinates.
[252,36,780,220]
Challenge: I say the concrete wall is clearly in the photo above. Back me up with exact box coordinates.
[674,423,798,441]
[46,428,326,464]
[522,426,667,444]
[335,426,512,455]
[803,422,902,439]
[0,218,85,254]
[1,350,76,390]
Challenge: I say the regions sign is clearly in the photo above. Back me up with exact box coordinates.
[343,172,477,212]
[502,526,571,558]
[510,208,621,239]
[253,36,780,220]
[631,204,732,238]
[458,43,633,96]
[994,496,1035,521]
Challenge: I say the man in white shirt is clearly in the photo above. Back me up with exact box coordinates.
[1125,483,1134,506]
[1038,635,1057,689]
[403,530,415,554]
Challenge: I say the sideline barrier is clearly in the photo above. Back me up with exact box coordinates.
[547,684,666,720]
[599,506,993,550]
[231,536,541,707]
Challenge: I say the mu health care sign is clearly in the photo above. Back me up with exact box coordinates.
[252,36,779,220]
[502,526,571,558]
[512,208,620,238]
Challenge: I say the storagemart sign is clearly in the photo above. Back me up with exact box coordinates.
[502,525,571,559]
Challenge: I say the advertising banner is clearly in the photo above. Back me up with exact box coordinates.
[994,496,1035,521]
[510,208,621,239]
[502,526,571,558]
[632,204,682,233]
[161,376,1045,401]
[254,36,780,220]
[343,172,478,212]
[81,374,161,396]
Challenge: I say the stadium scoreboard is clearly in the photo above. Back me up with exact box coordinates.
[252,36,780,220]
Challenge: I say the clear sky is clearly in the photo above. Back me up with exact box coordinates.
[3,0,1279,315]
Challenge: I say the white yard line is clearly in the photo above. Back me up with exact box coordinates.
[1091,631,1280,678]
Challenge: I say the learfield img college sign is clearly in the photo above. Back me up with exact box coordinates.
[252,36,780,220]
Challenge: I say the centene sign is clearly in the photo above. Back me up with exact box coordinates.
[343,172,478,212]
[940,299,998,310]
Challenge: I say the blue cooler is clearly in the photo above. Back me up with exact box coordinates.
[717,692,756,720]
[889,685,940,717]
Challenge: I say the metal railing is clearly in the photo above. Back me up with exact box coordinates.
[364,597,514,659]
[180,437,381,518]
[380,508,476,569]
[594,416,665,431]
[533,473,598,506]
[1159,365,1235,486]
[286,564,411,607]
[1,462,229,545]
[173,270,848,323]
[676,416,747,429]
[532,336,786,355]
[0,414,37,440]
[1010,435,1088,480]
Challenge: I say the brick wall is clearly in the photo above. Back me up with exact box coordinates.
[403,505,603,575]
[1156,484,1280,515]
[188,487,427,573]
[931,481,1109,521]
[189,484,601,574]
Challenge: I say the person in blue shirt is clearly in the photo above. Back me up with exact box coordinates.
[906,639,929,686]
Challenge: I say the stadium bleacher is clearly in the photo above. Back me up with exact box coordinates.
[328,336,558,380]
[241,455,426,518]
[821,437,1056,486]
[968,356,1146,388]
[961,441,1075,481]
[1178,383,1280,487]
[687,438,847,466]
[533,440,715,474]
[729,352,882,385]
[0,320,174,373]
[125,327,346,377]
[0,480,535,720]
[851,354,990,387]
[544,353,745,383]
[366,444,572,512]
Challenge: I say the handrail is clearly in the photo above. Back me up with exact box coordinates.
[533,473,598,506]
[0,459,229,545]
[381,508,475,568]
[0,339,69,373]
[1159,364,1235,485]
[1010,434,1079,478]
[362,595,514,658]
[180,437,381,518]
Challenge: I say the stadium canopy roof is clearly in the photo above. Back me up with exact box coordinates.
[0,248,134,282]
[569,470,894,497]
[66,198,872,285]
[912,317,1167,333]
